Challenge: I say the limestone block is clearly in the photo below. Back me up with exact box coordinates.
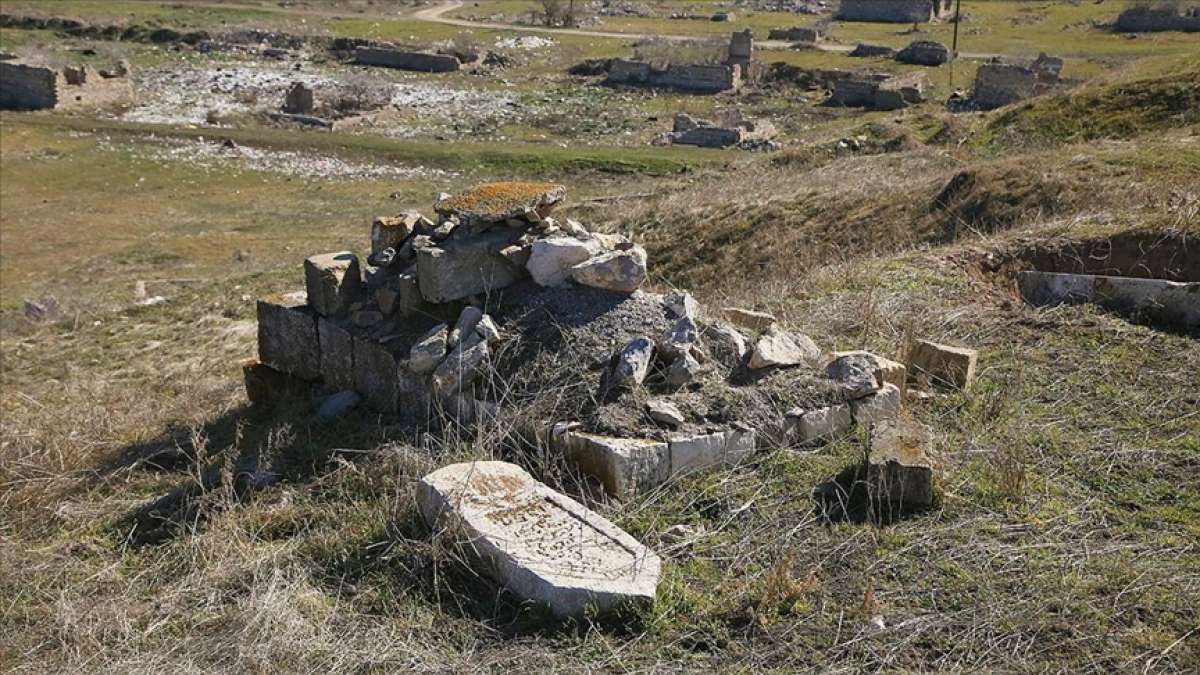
[669,428,755,477]
[554,426,670,498]
[415,230,523,303]
[570,244,648,293]
[528,236,601,287]
[318,317,355,391]
[417,461,660,618]
[748,327,822,369]
[257,297,320,380]
[907,339,978,390]
[304,251,363,317]
[722,307,777,332]
[868,419,934,508]
[850,383,902,424]
[371,214,419,256]
[784,404,853,444]
[353,337,399,413]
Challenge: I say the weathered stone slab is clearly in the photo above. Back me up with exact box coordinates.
[417,461,661,617]
[669,428,755,477]
[907,339,978,390]
[850,383,902,424]
[353,336,399,412]
[257,296,320,380]
[415,230,524,303]
[722,306,776,332]
[355,47,460,72]
[318,317,355,391]
[1018,270,1199,331]
[868,419,935,508]
[435,182,567,225]
[554,425,670,498]
[304,251,363,317]
[748,327,822,370]
[784,404,853,444]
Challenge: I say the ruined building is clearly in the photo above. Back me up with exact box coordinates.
[837,0,954,23]
[0,56,135,110]
[970,54,1066,110]
[606,31,755,94]
[1115,3,1200,32]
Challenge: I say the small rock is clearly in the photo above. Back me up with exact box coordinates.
[748,327,822,369]
[367,246,398,269]
[658,316,700,361]
[432,331,490,396]
[723,307,777,332]
[609,336,654,389]
[704,322,748,365]
[318,390,361,419]
[527,236,600,286]
[304,251,363,318]
[23,298,62,323]
[908,339,978,390]
[565,218,590,238]
[409,323,449,375]
[666,352,701,388]
[570,244,648,293]
[647,399,685,427]
[661,523,703,545]
[825,353,882,400]
[449,305,483,349]
[475,314,502,344]
[664,290,699,320]
[499,243,532,267]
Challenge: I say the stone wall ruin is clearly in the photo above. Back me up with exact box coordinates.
[1114,4,1200,32]
[970,54,1066,110]
[837,0,954,23]
[0,57,134,110]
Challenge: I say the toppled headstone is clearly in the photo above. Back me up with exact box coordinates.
[868,418,935,509]
[417,461,661,617]
[748,327,822,370]
[907,339,977,390]
[304,252,363,317]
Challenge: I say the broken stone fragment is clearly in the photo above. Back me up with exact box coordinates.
[748,327,822,370]
[664,290,699,321]
[666,352,701,388]
[409,323,449,375]
[499,243,532,268]
[475,314,502,344]
[257,296,320,380]
[907,339,977,390]
[831,350,907,397]
[564,218,590,239]
[722,307,777,332]
[448,305,483,349]
[658,316,701,361]
[553,426,670,498]
[430,219,459,241]
[784,404,852,444]
[371,213,423,256]
[417,460,660,618]
[868,418,935,509]
[646,399,685,427]
[608,336,655,389]
[318,317,355,391]
[432,331,490,397]
[850,382,902,425]
[704,321,749,366]
[367,246,398,269]
[570,244,648,293]
[304,251,363,318]
[527,236,602,287]
[825,353,883,400]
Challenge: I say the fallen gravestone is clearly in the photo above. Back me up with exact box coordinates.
[417,461,661,617]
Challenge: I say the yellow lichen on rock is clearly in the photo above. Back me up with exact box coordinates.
[436,181,567,220]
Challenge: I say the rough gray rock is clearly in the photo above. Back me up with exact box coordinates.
[449,305,483,349]
[417,460,660,617]
[409,323,448,375]
[570,244,648,293]
[664,290,699,321]
[658,316,701,361]
[257,296,320,380]
[646,399,685,427]
[318,317,355,391]
[527,236,600,287]
[825,353,883,400]
[318,390,360,419]
[850,382,902,424]
[475,315,502,344]
[432,331,490,396]
[704,321,749,366]
[665,352,701,388]
[415,230,524,303]
[608,336,655,389]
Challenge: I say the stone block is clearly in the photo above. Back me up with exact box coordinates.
[417,461,660,618]
[748,327,822,369]
[257,297,320,380]
[415,230,524,303]
[353,336,399,413]
[907,339,978,390]
[318,317,355,391]
[1017,271,1199,331]
[850,383,902,424]
[554,425,670,498]
[722,306,777,332]
[570,244,648,293]
[528,236,601,287]
[669,428,755,477]
[243,361,310,405]
[868,419,935,508]
[304,251,363,317]
[784,404,853,444]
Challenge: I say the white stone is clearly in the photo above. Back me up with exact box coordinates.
[646,399,685,427]
[409,323,448,375]
[907,339,978,391]
[722,307,776,332]
[527,236,601,286]
[669,428,755,477]
[850,383,902,424]
[609,337,654,388]
[748,327,822,370]
[553,426,670,498]
[664,290,699,321]
[784,404,852,444]
[418,461,660,618]
[570,244,648,293]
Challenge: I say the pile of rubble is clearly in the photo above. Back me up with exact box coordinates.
[247,182,979,619]
[654,112,780,150]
